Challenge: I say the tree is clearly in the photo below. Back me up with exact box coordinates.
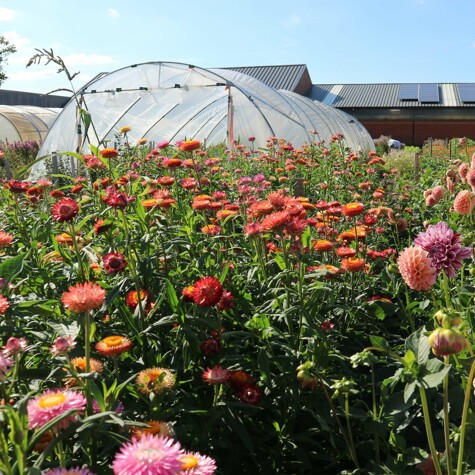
[0,36,17,86]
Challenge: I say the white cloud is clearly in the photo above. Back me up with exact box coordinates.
[62,53,116,66]
[0,7,16,22]
[9,54,33,66]
[8,68,57,82]
[107,8,119,18]
[3,31,30,49]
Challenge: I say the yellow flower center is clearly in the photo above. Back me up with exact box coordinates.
[39,393,66,408]
[103,336,123,347]
[180,455,199,469]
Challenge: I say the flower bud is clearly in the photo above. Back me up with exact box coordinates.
[434,309,462,328]
[296,361,318,389]
[428,327,466,356]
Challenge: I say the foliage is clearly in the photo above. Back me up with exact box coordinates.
[0,140,40,179]
[0,36,17,86]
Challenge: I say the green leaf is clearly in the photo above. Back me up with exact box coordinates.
[47,321,80,339]
[404,380,417,403]
[417,332,430,366]
[369,335,391,350]
[257,348,271,387]
[0,253,26,281]
[420,362,451,388]
[165,279,179,313]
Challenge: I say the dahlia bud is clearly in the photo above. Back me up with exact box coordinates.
[296,361,319,389]
[428,327,466,356]
[434,309,462,328]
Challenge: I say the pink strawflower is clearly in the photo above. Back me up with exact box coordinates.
[50,336,77,356]
[62,282,106,313]
[453,190,473,215]
[414,221,472,278]
[44,468,96,475]
[202,365,230,385]
[112,434,184,475]
[2,336,27,356]
[397,246,437,291]
[0,354,13,381]
[27,388,86,430]
[0,295,9,315]
[180,452,217,474]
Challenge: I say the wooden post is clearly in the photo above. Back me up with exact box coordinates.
[414,152,420,182]
[294,178,305,197]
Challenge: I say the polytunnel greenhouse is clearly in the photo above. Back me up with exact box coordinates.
[0,105,60,145]
[31,61,374,177]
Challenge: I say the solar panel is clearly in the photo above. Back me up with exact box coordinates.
[457,84,475,103]
[419,84,439,103]
[399,84,418,101]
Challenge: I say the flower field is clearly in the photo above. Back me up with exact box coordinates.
[0,132,474,474]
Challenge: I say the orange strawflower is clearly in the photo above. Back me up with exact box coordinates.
[95,335,132,357]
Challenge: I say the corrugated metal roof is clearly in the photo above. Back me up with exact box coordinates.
[221,64,308,92]
[307,83,475,108]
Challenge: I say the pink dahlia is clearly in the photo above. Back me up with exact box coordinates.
[414,221,472,278]
[180,452,217,474]
[27,388,86,430]
[44,468,96,475]
[397,246,437,291]
[112,434,184,475]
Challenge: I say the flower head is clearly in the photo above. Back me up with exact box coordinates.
[2,336,27,356]
[103,252,128,274]
[180,452,217,474]
[27,388,86,430]
[100,148,119,159]
[414,221,472,278]
[453,190,473,215]
[52,198,79,222]
[428,327,466,356]
[112,434,184,475]
[238,384,262,405]
[202,365,230,385]
[342,202,365,217]
[178,140,201,152]
[50,336,76,356]
[62,282,106,313]
[136,368,175,395]
[397,246,437,291]
[0,231,13,248]
[192,277,223,307]
[0,295,10,315]
[125,289,151,311]
[96,335,132,357]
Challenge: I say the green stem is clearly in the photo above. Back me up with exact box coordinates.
[419,385,444,475]
[371,363,380,465]
[456,358,475,475]
[69,221,86,281]
[345,392,359,469]
[443,356,453,475]
[442,272,452,310]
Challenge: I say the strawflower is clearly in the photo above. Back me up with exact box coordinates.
[192,277,223,307]
[202,366,230,385]
[0,354,13,381]
[43,468,96,475]
[136,367,175,395]
[180,452,217,474]
[0,295,9,315]
[50,336,76,356]
[103,252,128,274]
[62,282,106,313]
[0,231,14,248]
[2,336,27,356]
[52,198,79,222]
[96,335,132,357]
[27,388,86,430]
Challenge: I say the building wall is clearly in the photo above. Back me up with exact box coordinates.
[361,120,475,146]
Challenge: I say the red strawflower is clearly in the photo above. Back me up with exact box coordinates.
[6,180,30,193]
[125,289,151,311]
[94,219,111,234]
[182,286,195,302]
[100,148,118,159]
[192,277,223,307]
[178,140,201,152]
[200,338,221,355]
[261,211,290,232]
[51,198,79,222]
[216,290,234,311]
[229,370,255,391]
[202,365,230,385]
[238,384,262,405]
[102,187,135,208]
[0,231,14,248]
[103,252,127,274]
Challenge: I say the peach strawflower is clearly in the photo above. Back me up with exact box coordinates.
[341,257,366,272]
[342,202,365,217]
[453,190,473,215]
[178,140,201,152]
[0,295,9,315]
[136,367,175,395]
[0,231,14,248]
[397,246,437,291]
[130,420,174,440]
[62,282,106,313]
[96,335,132,357]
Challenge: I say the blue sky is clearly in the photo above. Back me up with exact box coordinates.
[1,0,475,95]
